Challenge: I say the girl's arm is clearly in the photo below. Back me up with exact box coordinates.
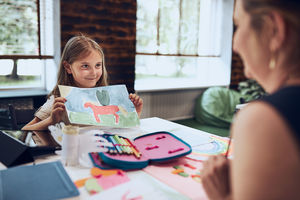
[129,93,143,117]
[22,116,53,130]
[22,97,67,131]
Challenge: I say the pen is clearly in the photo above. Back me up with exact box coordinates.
[224,135,231,158]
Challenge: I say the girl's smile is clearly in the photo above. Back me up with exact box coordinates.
[65,50,103,88]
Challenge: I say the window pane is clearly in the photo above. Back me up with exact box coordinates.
[40,0,54,55]
[0,0,38,55]
[179,0,199,55]
[136,0,159,53]
[135,55,197,79]
[198,0,222,56]
[158,0,180,54]
[0,60,13,75]
[0,59,44,89]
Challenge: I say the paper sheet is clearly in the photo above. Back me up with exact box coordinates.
[143,157,208,200]
[140,117,214,147]
[89,172,189,200]
[59,85,140,128]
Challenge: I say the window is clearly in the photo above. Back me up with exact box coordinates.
[0,0,60,95]
[135,0,234,91]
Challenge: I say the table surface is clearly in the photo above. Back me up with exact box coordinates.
[1,117,220,200]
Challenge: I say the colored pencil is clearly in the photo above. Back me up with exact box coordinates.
[105,135,117,154]
[119,137,133,154]
[125,138,141,159]
[113,135,128,154]
[109,136,123,154]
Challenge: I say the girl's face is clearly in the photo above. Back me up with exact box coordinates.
[233,0,271,85]
[65,50,103,88]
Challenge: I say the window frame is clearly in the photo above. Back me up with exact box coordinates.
[0,0,60,97]
[135,0,235,92]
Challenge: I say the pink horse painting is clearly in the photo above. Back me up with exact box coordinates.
[84,102,120,124]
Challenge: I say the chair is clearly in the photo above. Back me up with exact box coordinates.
[8,104,36,130]
[174,86,243,137]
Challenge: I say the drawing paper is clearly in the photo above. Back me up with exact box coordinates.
[59,85,140,128]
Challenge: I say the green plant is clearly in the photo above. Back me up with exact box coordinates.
[238,79,267,102]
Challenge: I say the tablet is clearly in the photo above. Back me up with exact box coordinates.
[1,130,60,147]
[0,130,61,167]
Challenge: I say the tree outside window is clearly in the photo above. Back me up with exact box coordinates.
[0,0,53,89]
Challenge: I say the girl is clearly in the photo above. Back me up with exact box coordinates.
[23,35,143,130]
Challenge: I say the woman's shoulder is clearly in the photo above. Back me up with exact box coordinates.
[232,101,280,138]
[231,97,300,199]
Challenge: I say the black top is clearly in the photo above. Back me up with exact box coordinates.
[260,86,300,145]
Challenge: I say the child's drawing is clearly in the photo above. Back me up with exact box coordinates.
[84,103,120,123]
[58,84,140,128]
[186,135,233,161]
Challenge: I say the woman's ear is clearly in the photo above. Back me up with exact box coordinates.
[269,11,286,52]
[63,61,72,74]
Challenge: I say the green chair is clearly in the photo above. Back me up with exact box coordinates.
[175,87,243,137]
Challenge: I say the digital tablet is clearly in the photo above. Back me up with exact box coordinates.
[0,130,61,167]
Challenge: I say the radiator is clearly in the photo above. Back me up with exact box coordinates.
[138,89,205,121]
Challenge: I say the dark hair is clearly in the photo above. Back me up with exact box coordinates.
[49,35,108,97]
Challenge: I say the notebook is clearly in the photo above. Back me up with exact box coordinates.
[0,161,79,200]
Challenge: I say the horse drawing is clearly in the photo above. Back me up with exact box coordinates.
[84,102,120,124]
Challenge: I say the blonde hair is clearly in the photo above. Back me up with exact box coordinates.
[242,0,300,64]
[49,35,108,97]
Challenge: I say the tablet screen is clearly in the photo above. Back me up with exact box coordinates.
[0,130,60,147]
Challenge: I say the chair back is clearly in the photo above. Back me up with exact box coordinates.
[8,104,36,130]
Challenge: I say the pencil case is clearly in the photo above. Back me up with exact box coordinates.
[89,131,192,170]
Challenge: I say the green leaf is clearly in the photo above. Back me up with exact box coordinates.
[96,90,110,106]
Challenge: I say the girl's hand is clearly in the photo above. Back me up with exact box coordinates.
[50,97,67,124]
[201,155,231,200]
[129,93,143,117]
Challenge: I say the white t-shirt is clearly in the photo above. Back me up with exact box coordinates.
[35,95,70,124]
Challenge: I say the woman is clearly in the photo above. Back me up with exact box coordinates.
[201,0,300,199]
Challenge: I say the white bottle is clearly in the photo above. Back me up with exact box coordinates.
[61,125,79,166]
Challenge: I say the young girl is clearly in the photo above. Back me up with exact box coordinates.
[22,35,143,130]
